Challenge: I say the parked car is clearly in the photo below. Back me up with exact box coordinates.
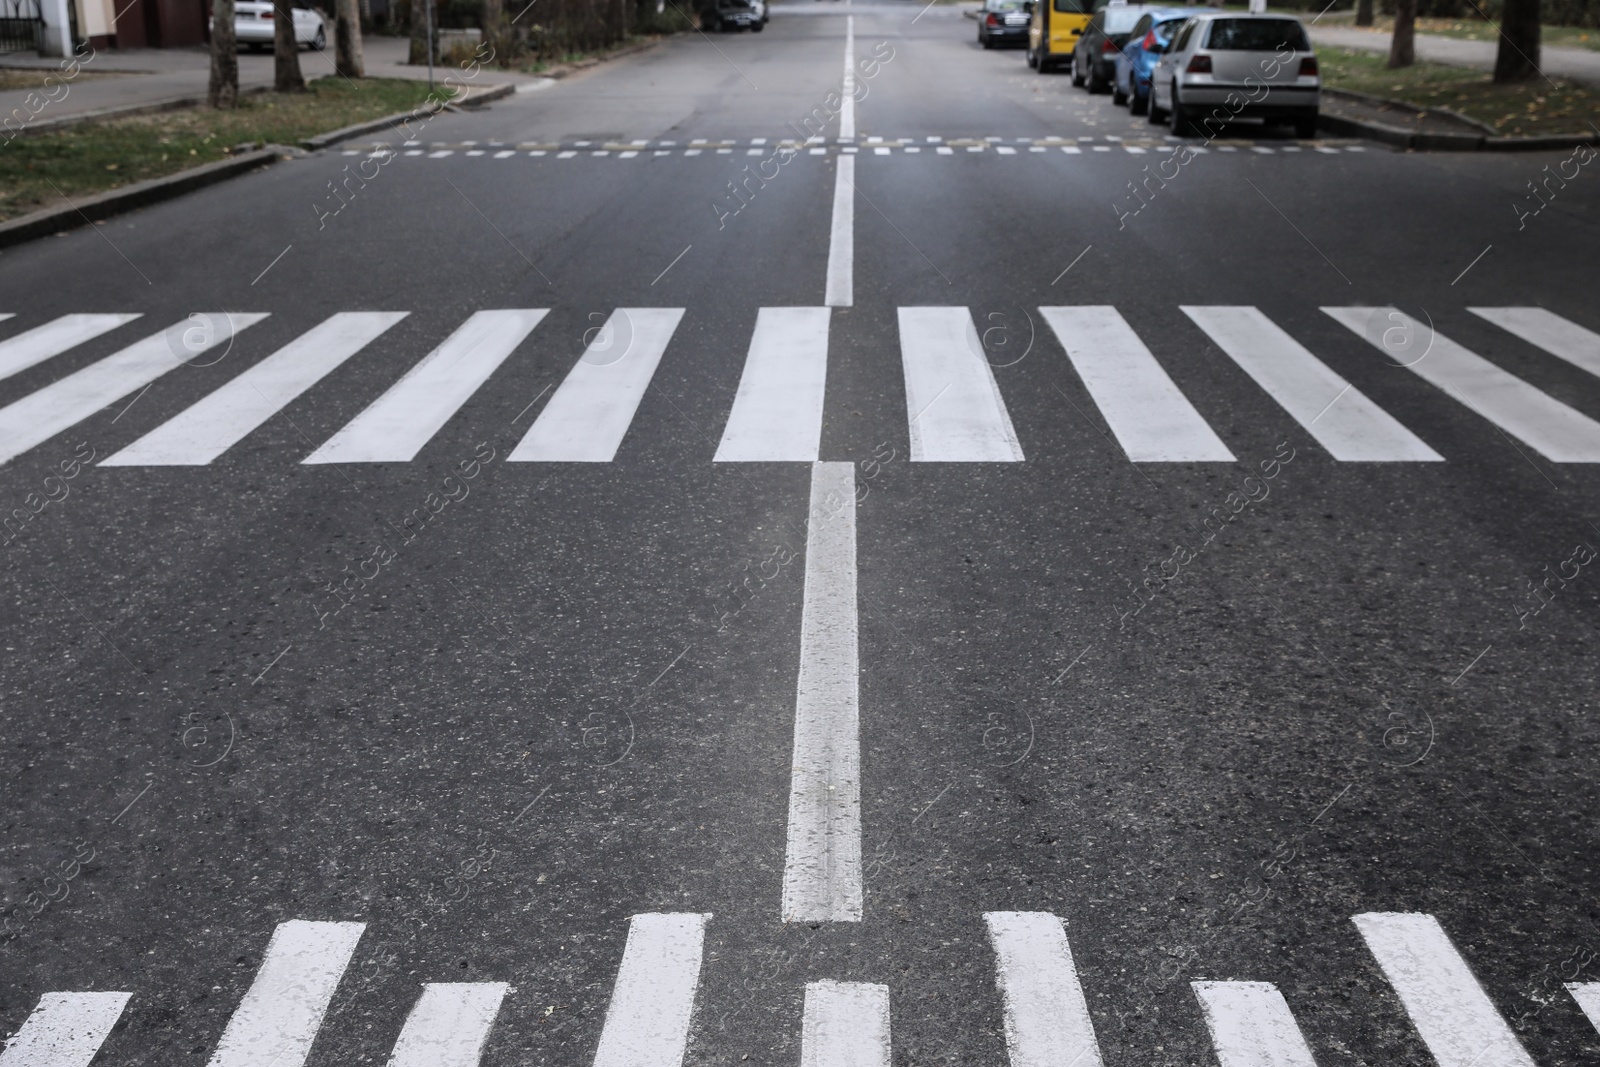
[1070,1,1155,92]
[1149,13,1320,137]
[1112,6,1208,113]
[977,0,1031,48]
[1024,0,1095,74]
[226,2,326,51]
[713,0,765,31]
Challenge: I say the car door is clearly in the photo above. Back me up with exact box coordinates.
[1153,17,1197,106]
[1076,11,1102,69]
[1119,13,1152,86]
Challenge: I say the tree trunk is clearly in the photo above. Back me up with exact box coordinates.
[335,0,364,75]
[409,0,430,64]
[1493,0,1541,82]
[482,0,503,65]
[1355,0,1373,26]
[1387,0,1415,67]
[209,0,239,107]
[274,0,307,90]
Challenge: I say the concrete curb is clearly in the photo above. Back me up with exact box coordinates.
[299,81,515,150]
[531,37,663,80]
[1319,87,1600,151]
[0,148,280,251]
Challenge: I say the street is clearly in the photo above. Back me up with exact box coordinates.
[3,3,1600,1066]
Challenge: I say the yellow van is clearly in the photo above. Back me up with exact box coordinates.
[1026,0,1095,73]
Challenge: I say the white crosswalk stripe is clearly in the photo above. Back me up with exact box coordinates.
[0,992,131,1067]
[800,982,891,1067]
[1182,306,1441,462]
[1042,306,1234,462]
[1324,307,1600,463]
[1567,982,1600,1032]
[1469,306,1600,380]
[207,920,366,1067]
[103,313,407,466]
[715,308,831,463]
[305,310,547,464]
[1191,982,1320,1067]
[509,308,684,462]
[898,308,1025,462]
[387,983,510,1067]
[0,314,268,468]
[983,911,1105,1067]
[1351,912,1535,1067]
[591,913,709,1067]
[0,315,141,384]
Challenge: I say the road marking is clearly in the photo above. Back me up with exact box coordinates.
[982,912,1105,1067]
[1469,306,1600,379]
[897,307,1024,462]
[1351,912,1535,1067]
[825,156,855,307]
[103,313,407,466]
[714,307,830,462]
[305,310,546,464]
[1567,982,1600,1031]
[0,314,142,383]
[840,16,856,140]
[1325,306,1600,462]
[1041,306,1234,462]
[494,150,515,157]
[0,314,268,468]
[1182,306,1441,461]
[207,920,366,1067]
[591,913,709,1067]
[783,462,862,923]
[0,991,132,1067]
[1191,982,1319,1067]
[388,983,509,1067]
[510,308,684,462]
[800,982,890,1067]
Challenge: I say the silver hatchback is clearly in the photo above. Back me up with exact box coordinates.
[1148,13,1319,139]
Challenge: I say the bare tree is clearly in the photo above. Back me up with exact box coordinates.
[209,0,240,107]
[410,0,431,63]
[335,0,365,75]
[483,0,503,65]
[1493,0,1542,82]
[1355,0,1373,27]
[274,0,307,90]
[1388,0,1415,67]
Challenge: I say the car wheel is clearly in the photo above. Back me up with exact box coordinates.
[1129,86,1147,115]
[751,20,763,30]
[1293,113,1318,139]
[1070,54,1086,86]
[1026,45,1037,67]
[1086,60,1109,93]
[311,26,326,50]
[1111,74,1127,106]
[1170,88,1197,137]
[1147,81,1166,123]
[1037,51,1053,74]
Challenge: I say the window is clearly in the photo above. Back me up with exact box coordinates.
[1172,18,1197,51]
[1203,17,1311,51]
[1130,15,1152,35]
[1053,0,1094,12]
[1103,7,1144,32]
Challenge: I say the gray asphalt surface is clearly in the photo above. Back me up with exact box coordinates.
[3,3,1600,1066]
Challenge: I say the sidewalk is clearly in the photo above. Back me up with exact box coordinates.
[1310,24,1600,89]
[0,35,539,128]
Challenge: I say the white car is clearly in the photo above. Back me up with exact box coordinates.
[225,2,327,51]
[1149,12,1319,139]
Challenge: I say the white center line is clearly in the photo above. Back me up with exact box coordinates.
[825,155,855,307]
[592,914,710,1067]
[783,462,862,923]
[839,16,856,141]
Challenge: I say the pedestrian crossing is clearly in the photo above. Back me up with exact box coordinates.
[338,134,1373,160]
[1,306,1599,470]
[4,910,1594,1067]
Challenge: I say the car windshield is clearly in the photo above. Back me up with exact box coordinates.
[988,0,1026,10]
[1103,7,1144,31]
[1053,0,1093,12]
[1203,17,1310,51]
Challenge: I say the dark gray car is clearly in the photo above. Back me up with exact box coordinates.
[1071,2,1158,92]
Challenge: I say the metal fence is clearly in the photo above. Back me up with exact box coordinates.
[0,0,42,52]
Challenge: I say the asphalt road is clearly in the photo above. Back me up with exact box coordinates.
[3,4,1600,1067]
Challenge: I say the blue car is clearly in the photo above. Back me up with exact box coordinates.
[1113,7,1209,114]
